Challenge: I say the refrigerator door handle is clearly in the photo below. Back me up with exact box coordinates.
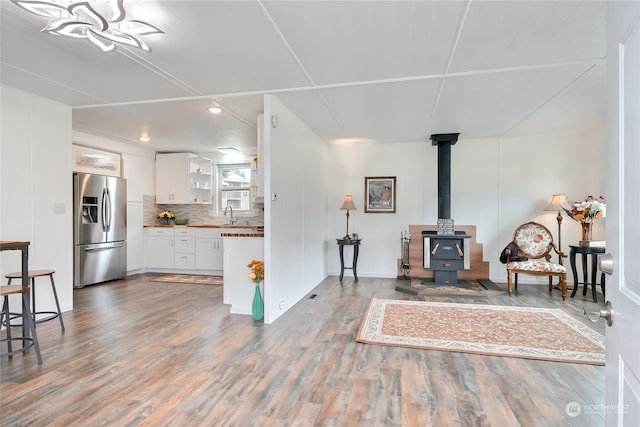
[101,188,107,232]
[84,242,126,251]
[105,187,112,231]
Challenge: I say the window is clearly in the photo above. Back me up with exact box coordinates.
[216,163,252,214]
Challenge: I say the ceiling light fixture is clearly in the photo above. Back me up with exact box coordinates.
[217,147,240,154]
[208,106,222,114]
[139,136,150,142]
[11,0,164,53]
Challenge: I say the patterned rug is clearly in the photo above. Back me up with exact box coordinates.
[356,298,605,365]
[150,274,223,285]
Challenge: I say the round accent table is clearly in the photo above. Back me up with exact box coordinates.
[569,244,606,303]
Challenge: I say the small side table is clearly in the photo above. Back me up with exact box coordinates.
[337,238,361,281]
[569,245,606,303]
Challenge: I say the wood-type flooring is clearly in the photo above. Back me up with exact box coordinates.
[1,274,606,426]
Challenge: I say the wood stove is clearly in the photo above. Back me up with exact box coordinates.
[423,230,471,284]
[424,133,471,284]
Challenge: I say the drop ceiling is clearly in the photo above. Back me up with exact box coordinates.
[0,0,606,154]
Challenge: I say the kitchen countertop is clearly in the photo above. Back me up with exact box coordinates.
[221,232,264,237]
[144,224,264,237]
[144,224,262,229]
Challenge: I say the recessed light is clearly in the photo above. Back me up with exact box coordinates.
[139,136,150,142]
[208,106,222,114]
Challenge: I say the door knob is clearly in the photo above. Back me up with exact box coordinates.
[599,253,614,275]
[584,300,613,327]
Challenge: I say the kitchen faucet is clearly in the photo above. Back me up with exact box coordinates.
[224,205,235,225]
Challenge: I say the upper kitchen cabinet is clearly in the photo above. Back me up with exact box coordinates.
[189,157,213,204]
[156,153,212,204]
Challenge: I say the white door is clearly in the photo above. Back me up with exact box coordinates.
[605,3,640,426]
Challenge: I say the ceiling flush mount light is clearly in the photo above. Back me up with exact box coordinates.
[208,106,222,114]
[139,136,150,142]
[217,147,240,154]
[11,0,164,52]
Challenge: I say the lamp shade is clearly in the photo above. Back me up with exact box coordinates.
[544,194,568,211]
[341,195,356,210]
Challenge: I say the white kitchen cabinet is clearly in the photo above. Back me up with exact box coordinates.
[127,201,144,272]
[196,228,222,270]
[155,153,213,204]
[155,153,192,204]
[145,228,174,268]
[146,227,254,273]
[174,228,195,269]
[189,157,213,204]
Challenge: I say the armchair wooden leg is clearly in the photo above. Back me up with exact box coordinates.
[561,274,567,301]
[548,277,553,293]
[507,271,513,296]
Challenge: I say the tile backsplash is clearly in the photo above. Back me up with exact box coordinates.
[143,195,264,226]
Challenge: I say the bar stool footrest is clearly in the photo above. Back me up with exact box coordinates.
[1,337,35,358]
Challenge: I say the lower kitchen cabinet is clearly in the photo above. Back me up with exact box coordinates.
[195,228,223,270]
[174,228,196,269]
[145,227,252,273]
[145,228,175,268]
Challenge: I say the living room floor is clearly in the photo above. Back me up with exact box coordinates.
[1,274,605,426]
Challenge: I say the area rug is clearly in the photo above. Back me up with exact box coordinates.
[356,298,605,365]
[150,274,223,285]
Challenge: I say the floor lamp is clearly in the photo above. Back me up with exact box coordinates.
[544,194,568,288]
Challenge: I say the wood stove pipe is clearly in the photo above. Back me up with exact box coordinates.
[429,133,460,219]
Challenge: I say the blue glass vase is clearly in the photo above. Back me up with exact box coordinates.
[252,284,264,320]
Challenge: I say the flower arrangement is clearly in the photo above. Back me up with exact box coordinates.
[247,259,264,284]
[563,195,606,223]
[157,210,175,220]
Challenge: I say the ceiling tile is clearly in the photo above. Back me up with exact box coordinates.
[264,1,466,84]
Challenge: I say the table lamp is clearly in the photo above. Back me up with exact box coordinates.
[340,195,357,239]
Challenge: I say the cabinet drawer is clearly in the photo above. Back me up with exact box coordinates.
[146,228,174,237]
[174,228,196,237]
[174,253,195,269]
[175,236,195,253]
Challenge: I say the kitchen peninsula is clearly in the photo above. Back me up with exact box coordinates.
[222,232,264,315]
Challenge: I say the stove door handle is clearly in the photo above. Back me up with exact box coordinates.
[431,243,439,255]
[455,243,463,256]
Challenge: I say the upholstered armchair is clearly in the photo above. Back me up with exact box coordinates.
[505,221,567,300]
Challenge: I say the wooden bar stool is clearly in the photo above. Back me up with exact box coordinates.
[5,269,65,332]
[1,284,43,364]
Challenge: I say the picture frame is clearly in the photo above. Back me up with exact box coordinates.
[364,176,396,213]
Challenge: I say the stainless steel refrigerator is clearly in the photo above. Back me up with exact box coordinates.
[73,172,127,288]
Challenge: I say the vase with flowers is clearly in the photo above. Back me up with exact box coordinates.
[247,259,265,320]
[157,210,175,225]
[562,195,606,241]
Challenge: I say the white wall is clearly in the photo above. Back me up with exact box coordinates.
[264,95,328,323]
[1,85,73,313]
[325,129,606,284]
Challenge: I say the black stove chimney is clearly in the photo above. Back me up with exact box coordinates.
[429,133,460,219]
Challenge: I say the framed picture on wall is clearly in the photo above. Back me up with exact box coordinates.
[364,176,396,213]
